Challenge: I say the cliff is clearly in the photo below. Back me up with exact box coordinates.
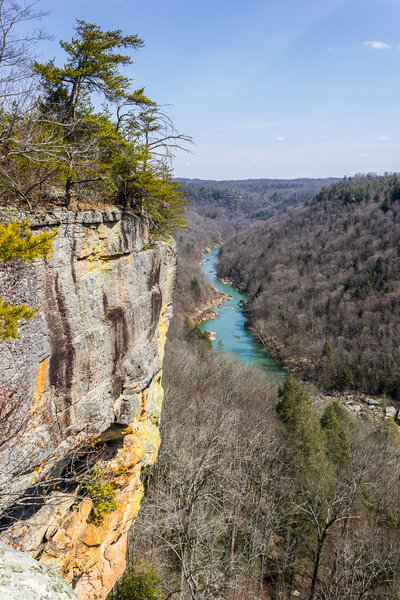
[0,210,176,599]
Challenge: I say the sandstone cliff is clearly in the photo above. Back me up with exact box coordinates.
[0,210,176,599]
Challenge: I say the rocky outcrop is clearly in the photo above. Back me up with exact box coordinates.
[0,210,175,599]
[0,541,78,600]
[190,291,232,325]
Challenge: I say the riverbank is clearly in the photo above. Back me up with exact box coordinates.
[190,288,232,325]
[199,247,286,380]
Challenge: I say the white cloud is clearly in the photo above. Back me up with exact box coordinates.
[276,136,285,141]
[363,40,390,50]
[377,135,392,141]
[360,153,371,158]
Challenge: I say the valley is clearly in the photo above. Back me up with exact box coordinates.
[128,174,400,600]
[1,2,400,599]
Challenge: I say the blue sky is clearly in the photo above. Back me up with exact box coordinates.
[37,0,400,179]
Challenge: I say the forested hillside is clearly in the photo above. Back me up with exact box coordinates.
[118,174,400,600]
[170,178,333,331]
[218,174,400,398]
[125,340,400,600]
[179,177,337,228]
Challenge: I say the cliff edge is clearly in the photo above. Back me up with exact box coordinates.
[0,210,176,599]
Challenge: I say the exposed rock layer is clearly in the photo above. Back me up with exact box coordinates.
[0,210,175,599]
[0,541,78,600]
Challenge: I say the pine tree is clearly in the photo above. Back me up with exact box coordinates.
[322,340,333,359]
[191,276,202,301]
[320,401,355,472]
[276,375,325,475]
[33,20,149,120]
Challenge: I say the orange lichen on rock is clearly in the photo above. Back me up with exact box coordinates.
[33,356,48,409]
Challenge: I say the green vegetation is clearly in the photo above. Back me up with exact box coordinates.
[274,375,400,600]
[321,400,354,470]
[81,467,118,522]
[276,375,325,474]
[183,316,212,348]
[32,20,148,121]
[190,276,202,301]
[112,561,165,600]
[0,220,54,340]
[0,12,191,233]
[0,220,53,263]
[0,300,37,341]
[322,340,332,359]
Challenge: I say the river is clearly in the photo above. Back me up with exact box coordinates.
[200,247,286,384]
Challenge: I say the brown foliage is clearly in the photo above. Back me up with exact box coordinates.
[218,174,400,398]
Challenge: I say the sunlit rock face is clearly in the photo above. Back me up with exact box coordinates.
[0,210,175,600]
[0,541,78,600]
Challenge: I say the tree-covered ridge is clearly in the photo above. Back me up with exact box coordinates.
[0,10,191,233]
[179,177,337,223]
[166,177,335,331]
[218,174,400,398]
[314,172,400,209]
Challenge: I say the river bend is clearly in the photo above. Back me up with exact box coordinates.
[200,247,286,384]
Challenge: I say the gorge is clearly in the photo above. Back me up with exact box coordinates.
[0,0,399,596]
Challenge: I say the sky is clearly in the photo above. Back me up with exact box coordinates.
[35,0,400,180]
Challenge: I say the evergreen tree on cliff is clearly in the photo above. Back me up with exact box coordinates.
[32,19,151,121]
[0,12,191,232]
[31,19,191,230]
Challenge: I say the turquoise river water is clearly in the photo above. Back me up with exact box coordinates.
[200,247,286,385]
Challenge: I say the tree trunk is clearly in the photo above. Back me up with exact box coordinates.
[308,529,327,600]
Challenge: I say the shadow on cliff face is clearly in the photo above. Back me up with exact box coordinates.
[103,293,130,400]
[0,437,123,533]
[46,272,76,430]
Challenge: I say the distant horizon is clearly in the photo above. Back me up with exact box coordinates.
[176,175,339,182]
[175,172,395,183]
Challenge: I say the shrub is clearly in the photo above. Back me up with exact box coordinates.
[81,467,118,521]
[112,560,165,600]
[322,341,333,359]
[190,276,202,301]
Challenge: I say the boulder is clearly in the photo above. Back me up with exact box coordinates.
[0,541,77,599]
[385,406,397,418]
[366,398,380,406]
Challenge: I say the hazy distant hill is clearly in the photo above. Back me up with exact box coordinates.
[218,174,400,399]
[178,177,338,230]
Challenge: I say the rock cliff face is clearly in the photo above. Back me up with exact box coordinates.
[0,210,176,599]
